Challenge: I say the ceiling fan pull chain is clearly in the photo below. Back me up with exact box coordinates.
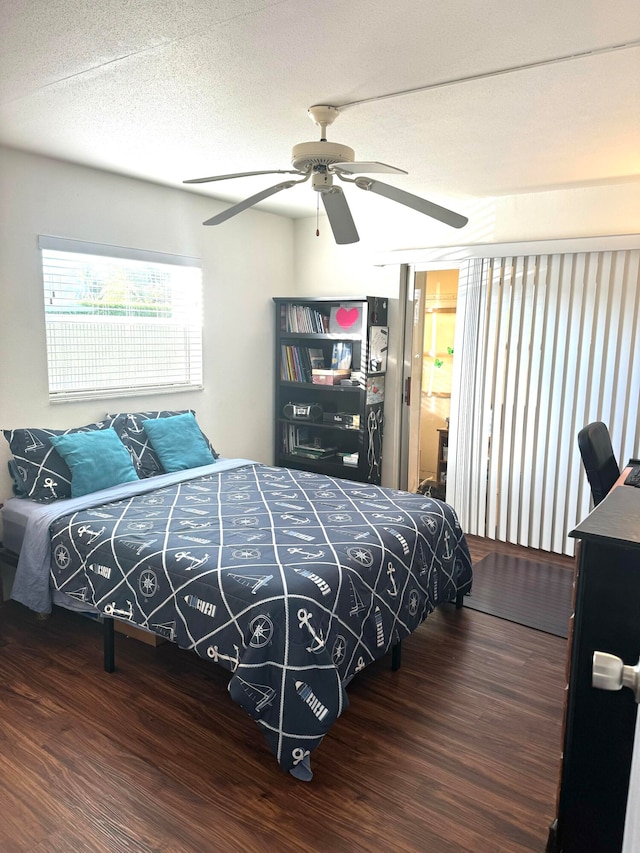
[316,193,320,237]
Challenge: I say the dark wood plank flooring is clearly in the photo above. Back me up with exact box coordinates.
[0,538,574,852]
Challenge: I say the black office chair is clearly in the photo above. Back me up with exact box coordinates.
[578,421,620,506]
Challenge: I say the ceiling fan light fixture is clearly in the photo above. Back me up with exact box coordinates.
[311,171,334,192]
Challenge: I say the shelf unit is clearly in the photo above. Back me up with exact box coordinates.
[273,296,387,484]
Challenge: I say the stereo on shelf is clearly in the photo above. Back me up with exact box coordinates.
[283,402,323,422]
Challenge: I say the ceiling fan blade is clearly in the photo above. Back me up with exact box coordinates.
[354,177,468,229]
[185,169,303,184]
[331,161,407,175]
[203,180,299,226]
[321,187,359,244]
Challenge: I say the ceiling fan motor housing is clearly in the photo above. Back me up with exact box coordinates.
[291,141,355,172]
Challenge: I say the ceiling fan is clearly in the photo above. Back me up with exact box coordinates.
[184,105,468,244]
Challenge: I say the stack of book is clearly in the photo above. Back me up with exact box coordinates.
[280,346,314,382]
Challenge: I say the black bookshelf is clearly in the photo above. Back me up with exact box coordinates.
[273,296,388,484]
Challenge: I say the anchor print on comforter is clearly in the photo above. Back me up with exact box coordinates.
[49,463,472,773]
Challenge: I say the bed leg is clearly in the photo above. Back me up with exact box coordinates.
[391,640,402,671]
[103,616,115,673]
[455,591,464,609]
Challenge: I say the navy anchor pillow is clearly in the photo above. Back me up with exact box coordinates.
[2,419,128,502]
[109,410,218,478]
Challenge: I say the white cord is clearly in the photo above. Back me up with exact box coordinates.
[367,409,382,480]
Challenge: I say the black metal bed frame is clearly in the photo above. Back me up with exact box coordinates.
[101,589,465,673]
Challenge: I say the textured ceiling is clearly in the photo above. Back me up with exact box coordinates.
[1,0,639,221]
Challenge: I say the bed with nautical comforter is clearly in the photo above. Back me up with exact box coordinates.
[43,461,471,774]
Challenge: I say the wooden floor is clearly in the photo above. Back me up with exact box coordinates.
[0,538,575,852]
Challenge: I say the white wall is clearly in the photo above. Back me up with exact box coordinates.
[0,146,295,506]
[295,181,640,270]
[296,181,640,259]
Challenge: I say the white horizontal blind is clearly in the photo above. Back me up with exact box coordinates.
[39,237,203,401]
[448,249,640,556]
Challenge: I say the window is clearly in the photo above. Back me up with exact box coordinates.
[39,236,203,402]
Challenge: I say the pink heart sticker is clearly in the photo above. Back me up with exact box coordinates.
[336,307,359,329]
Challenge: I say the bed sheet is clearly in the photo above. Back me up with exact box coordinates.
[47,461,472,775]
[2,495,45,553]
[8,459,252,614]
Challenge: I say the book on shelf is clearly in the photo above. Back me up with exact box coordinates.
[331,341,352,370]
[292,425,310,446]
[280,345,314,382]
[284,304,330,334]
[308,347,325,369]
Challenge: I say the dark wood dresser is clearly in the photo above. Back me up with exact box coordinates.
[549,485,640,852]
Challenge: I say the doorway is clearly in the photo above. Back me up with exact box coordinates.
[400,266,460,495]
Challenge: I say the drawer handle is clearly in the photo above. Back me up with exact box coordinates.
[592,651,640,703]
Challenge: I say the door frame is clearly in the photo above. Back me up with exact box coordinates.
[399,261,467,494]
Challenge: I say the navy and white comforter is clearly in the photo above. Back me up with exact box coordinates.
[47,462,472,773]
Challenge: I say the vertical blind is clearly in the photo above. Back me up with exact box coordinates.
[447,249,640,556]
[39,236,203,402]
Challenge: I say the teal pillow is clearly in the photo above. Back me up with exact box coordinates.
[142,412,215,472]
[50,428,139,497]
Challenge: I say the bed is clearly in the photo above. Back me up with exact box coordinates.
[2,413,473,779]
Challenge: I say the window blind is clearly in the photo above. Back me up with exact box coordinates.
[447,249,640,556]
[39,237,203,402]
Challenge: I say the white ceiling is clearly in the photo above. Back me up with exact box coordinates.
[1,0,639,225]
